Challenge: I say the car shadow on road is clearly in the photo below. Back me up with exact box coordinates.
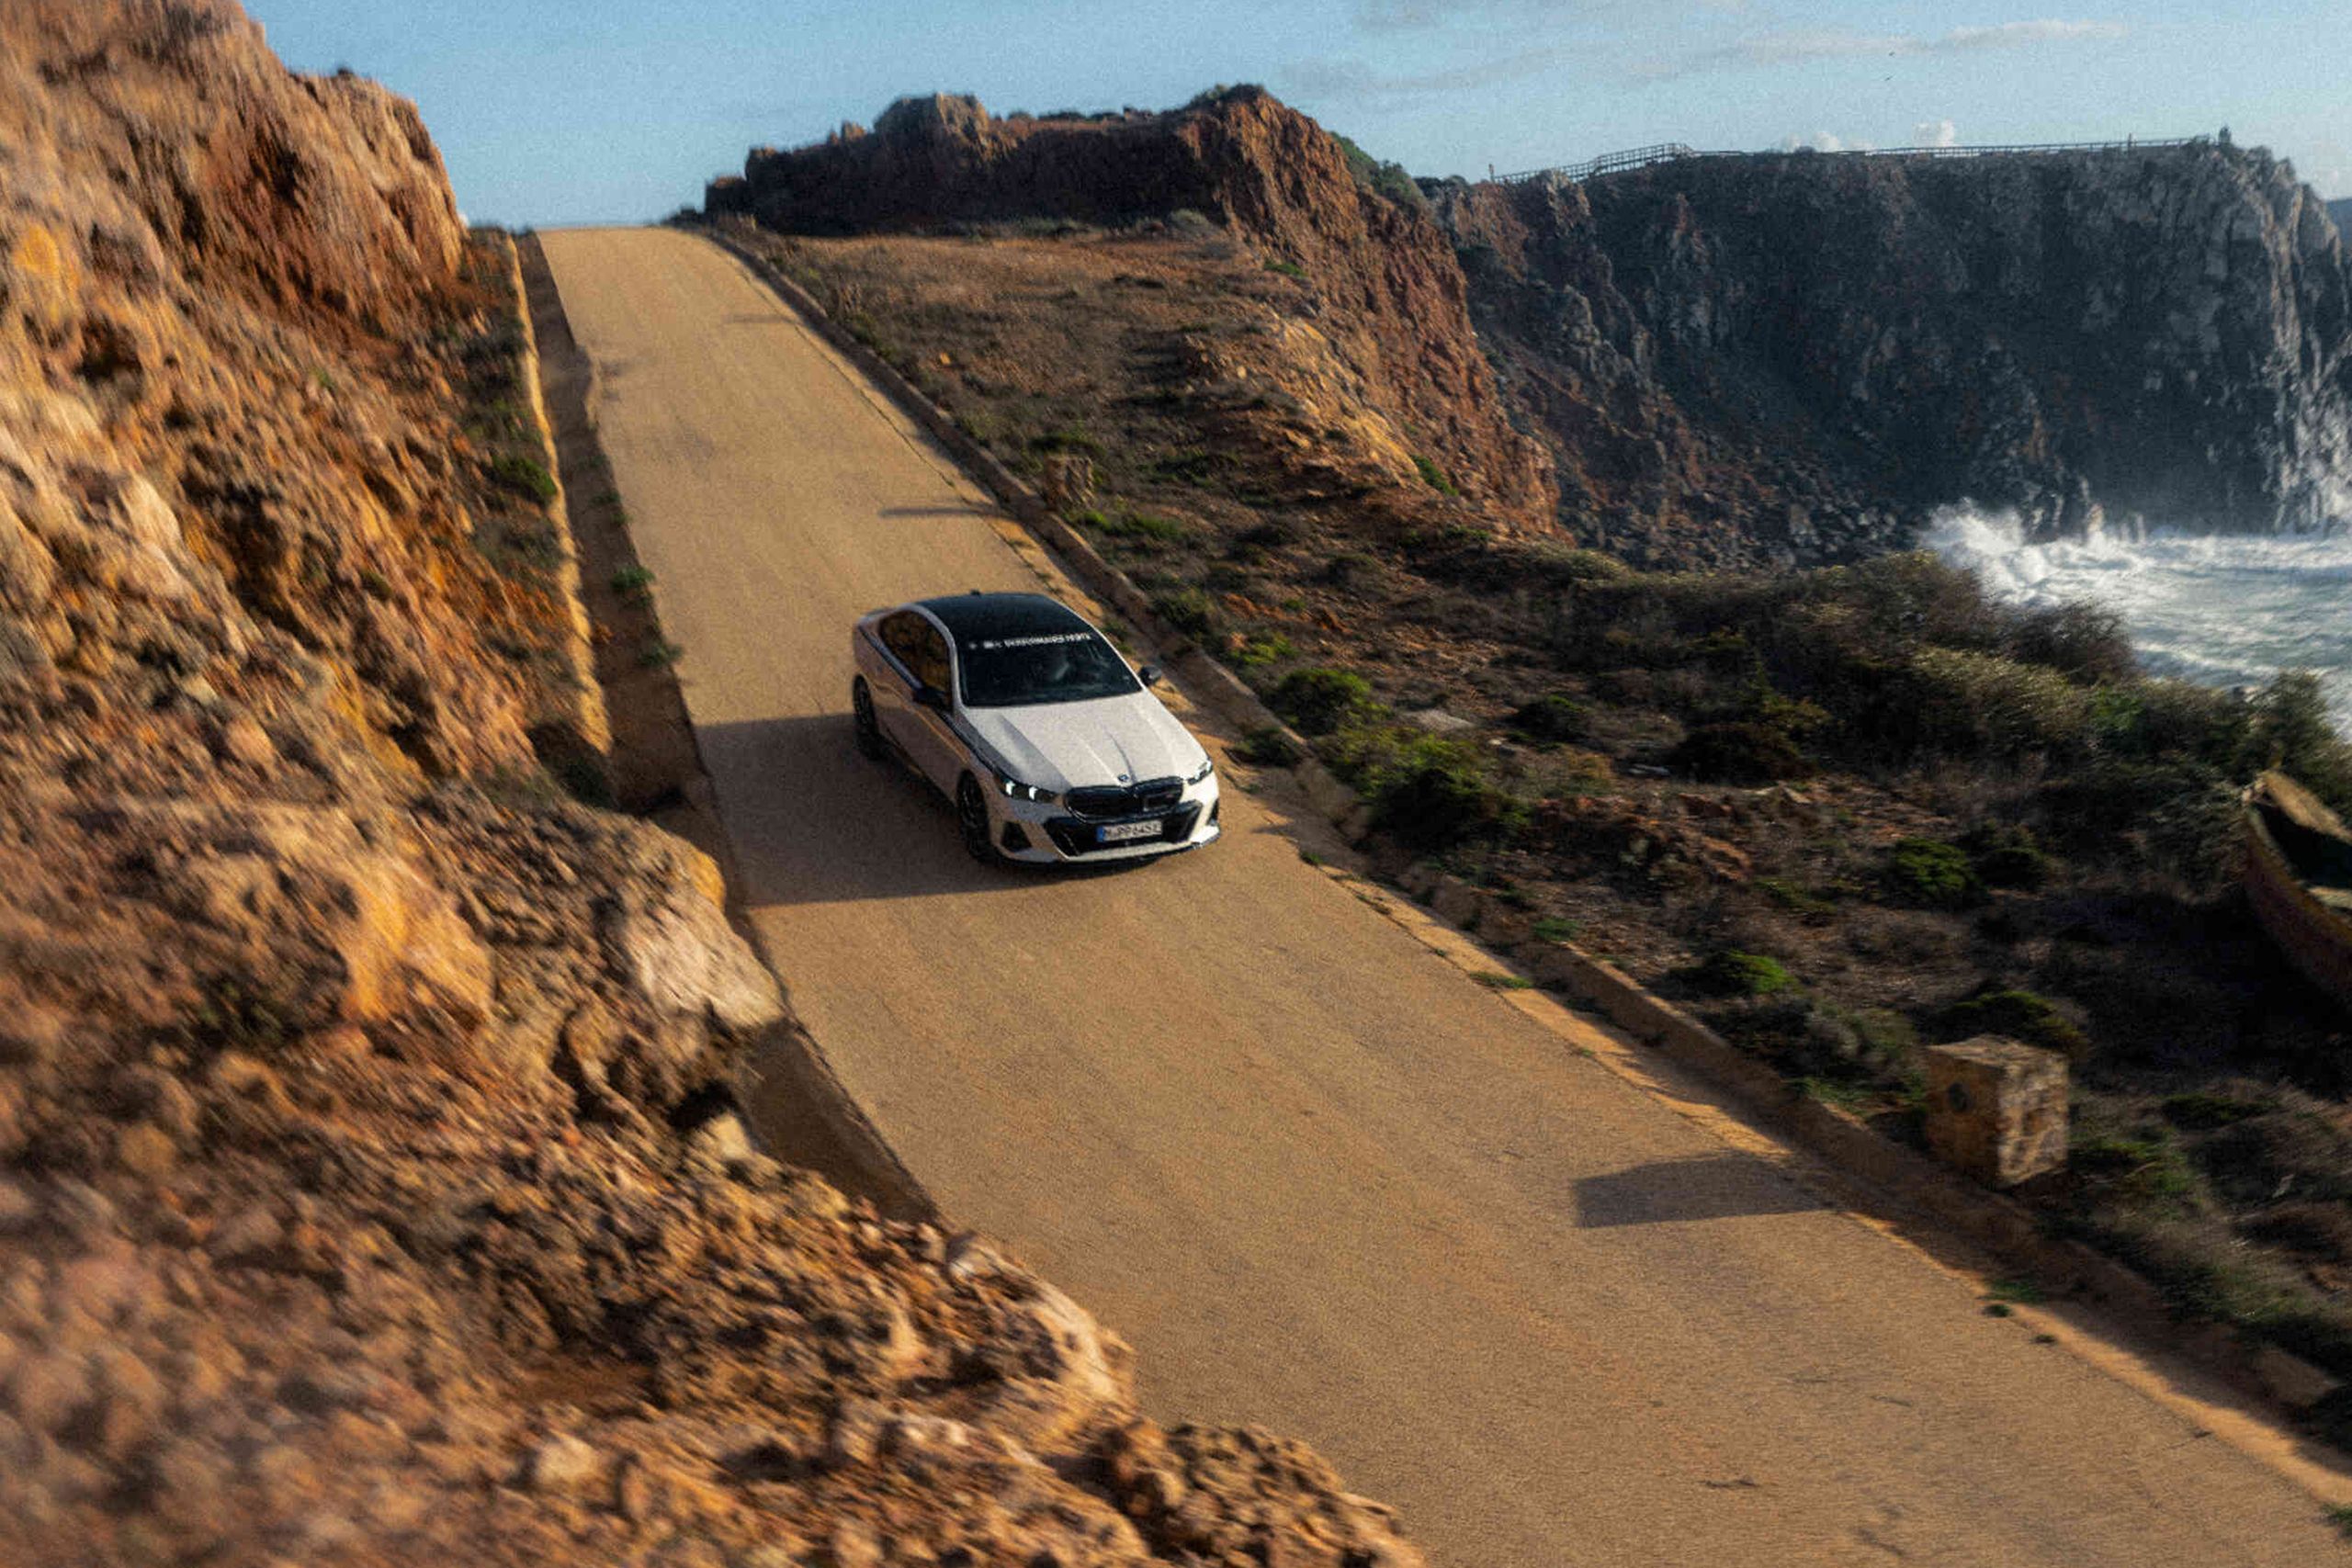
[1573,1153,1833,1228]
[696,714,1163,907]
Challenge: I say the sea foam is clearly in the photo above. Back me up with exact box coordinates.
[1923,506,2352,735]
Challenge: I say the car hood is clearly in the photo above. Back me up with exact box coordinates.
[961,691,1207,793]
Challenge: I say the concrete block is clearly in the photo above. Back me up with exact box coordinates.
[1924,1036,2068,1188]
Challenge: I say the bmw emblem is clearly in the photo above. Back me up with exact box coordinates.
[1117,773,1131,783]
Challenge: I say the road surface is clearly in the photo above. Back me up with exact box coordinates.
[539,226,2337,1567]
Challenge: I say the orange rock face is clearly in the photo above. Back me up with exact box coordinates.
[716,88,1557,534]
[0,9,1432,1567]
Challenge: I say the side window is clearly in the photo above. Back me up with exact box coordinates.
[879,613,926,676]
[912,625,953,695]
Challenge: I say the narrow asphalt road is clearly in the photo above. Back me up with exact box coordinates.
[541,226,2336,1567]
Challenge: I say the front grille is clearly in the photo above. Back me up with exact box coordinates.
[1065,777,1183,820]
[1046,803,1203,857]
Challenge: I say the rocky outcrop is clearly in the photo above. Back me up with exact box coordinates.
[1,7,1425,1565]
[1434,143,2352,564]
[712,89,1555,528]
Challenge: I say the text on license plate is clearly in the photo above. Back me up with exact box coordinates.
[1097,819,1161,844]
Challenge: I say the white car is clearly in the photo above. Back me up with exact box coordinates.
[850,592,1221,865]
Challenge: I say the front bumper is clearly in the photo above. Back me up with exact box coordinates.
[989,773,1222,865]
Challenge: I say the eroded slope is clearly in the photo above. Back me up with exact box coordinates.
[0,7,1425,1565]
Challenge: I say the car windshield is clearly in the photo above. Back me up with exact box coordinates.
[958,628,1142,707]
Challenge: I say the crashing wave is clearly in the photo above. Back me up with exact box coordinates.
[1924,503,2352,733]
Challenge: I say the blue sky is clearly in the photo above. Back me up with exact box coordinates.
[243,1,2350,224]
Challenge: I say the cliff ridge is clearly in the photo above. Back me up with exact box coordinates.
[1435,142,2352,564]
[712,88,1555,531]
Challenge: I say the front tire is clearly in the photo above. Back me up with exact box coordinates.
[956,773,1003,865]
[851,677,885,761]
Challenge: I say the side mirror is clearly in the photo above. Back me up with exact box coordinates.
[1138,665,1162,688]
[914,685,950,712]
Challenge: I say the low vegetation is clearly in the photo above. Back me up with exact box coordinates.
[734,217,2352,1385]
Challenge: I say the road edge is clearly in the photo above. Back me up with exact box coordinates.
[519,230,938,1226]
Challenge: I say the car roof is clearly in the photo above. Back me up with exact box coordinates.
[912,592,1094,649]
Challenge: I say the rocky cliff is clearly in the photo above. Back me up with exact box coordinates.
[0,7,1424,1565]
[1434,143,2352,565]
[712,89,1555,529]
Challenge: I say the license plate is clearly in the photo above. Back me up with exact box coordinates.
[1097,819,1160,844]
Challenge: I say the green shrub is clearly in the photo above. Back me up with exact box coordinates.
[1150,588,1220,640]
[1699,950,1796,997]
[2073,1131,2204,1203]
[1531,916,1583,944]
[1731,665,1830,738]
[2005,600,2137,682]
[1887,838,1980,908]
[1184,84,1265,110]
[1329,727,1522,852]
[1941,988,2090,1060]
[1513,542,1632,588]
[489,452,558,504]
[1263,258,1309,281]
[1756,877,1839,919]
[1101,512,1189,545]
[1410,455,1458,496]
[1509,693,1589,745]
[2248,670,2352,816]
[1233,633,1297,669]
[1902,647,2095,758]
[1270,667,1374,736]
[1962,822,2050,888]
[1330,134,1430,212]
[1672,721,1811,784]
[1235,727,1304,767]
[2160,1091,2272,1131]
[1029,424,1104,457]
[610,565,655,600]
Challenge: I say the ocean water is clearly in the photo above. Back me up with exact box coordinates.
[1923,507,2352,736]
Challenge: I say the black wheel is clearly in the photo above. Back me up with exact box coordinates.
[851,677,885,761]
[956,773,1003,865]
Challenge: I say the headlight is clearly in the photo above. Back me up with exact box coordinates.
[998,773,1057,804]
[1186,756,1215,785]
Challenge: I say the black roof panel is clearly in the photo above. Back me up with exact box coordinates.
[916,592,1093,647]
